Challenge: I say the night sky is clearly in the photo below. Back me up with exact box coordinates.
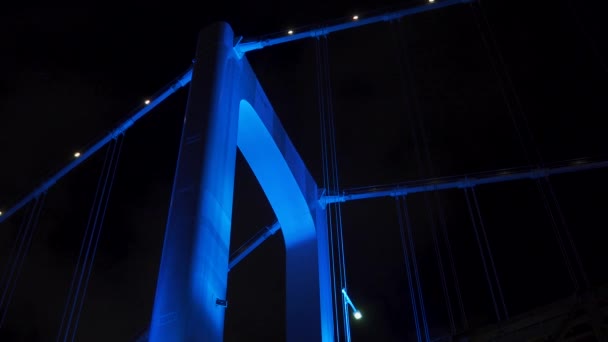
[1,0,608,341]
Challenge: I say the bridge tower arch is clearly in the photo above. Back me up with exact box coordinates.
[149,22,334,342]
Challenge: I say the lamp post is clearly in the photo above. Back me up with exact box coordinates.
[342,288,362,320]
[341,288,362,342]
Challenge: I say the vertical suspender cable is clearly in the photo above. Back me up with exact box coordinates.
[535,180,580,289]
[315,36,341,342]
[68,134,124,342]
[322,36,350,342]
[316,34,351,341]
[561,0,608,74]
[544,178,589,287]
[396,197,423,342]
[401,196,431,341]
[391,19,461,335]
[470,0,589,291]
[0,201,36,322]
[57,134,123,342]
[471,188,508,320]
[321,36,351,341]
[464,187,502,321]
[437,196,468,330]
[469,1,539,164]
[0,192,46,327]
[57,138,114,341]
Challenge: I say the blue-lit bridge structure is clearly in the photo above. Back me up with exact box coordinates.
[1,0,607,341]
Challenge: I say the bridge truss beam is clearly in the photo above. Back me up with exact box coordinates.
[322,158,608,204]
[228,158,608,270]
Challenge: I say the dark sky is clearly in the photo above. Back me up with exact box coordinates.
[1,0,608,341]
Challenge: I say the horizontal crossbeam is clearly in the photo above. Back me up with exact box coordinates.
[229,158,608,269]
[321,158,608,205]
[228,221,282,270]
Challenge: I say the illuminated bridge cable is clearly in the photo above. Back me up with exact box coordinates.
[535,179,581,290]
[0,68,192,225]
[315,36,340,341]
[396,197,423,342]
[56,134,124,342]
[464,187,503,322]
[471,188,508,320]
[0,201,35,324]
[469,1,539,165]
[392,19,458,335]
[69,134,124,342]
[317,34,350,340]
[562,0,608,74]
[437,195,468,330]
[401,196,431,341]
[56,140,114,342]
[544,178,589,288]
[471,1,588,292]
[0,192,46,328]
[323,36,351,340]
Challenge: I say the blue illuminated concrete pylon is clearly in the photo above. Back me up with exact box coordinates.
[149,23,333,341]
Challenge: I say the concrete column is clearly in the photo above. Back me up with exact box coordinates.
[149,22,238,342]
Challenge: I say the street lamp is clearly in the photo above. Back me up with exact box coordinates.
[342,288,362,320]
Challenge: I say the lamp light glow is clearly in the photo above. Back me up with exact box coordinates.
[74,152,81,158]
[353,15,359,20]
[144,99,151,105]
[342,288,362,321]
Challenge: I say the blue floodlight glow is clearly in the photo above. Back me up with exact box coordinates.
[149,22,333,342]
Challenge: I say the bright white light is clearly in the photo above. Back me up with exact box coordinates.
[287,30,294,35]
[144,99,151,105]
[353,15,359,20]
[354,310,362,319]
[74,152,81,158]
[0,211,3,216]
[429,0,435,3]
